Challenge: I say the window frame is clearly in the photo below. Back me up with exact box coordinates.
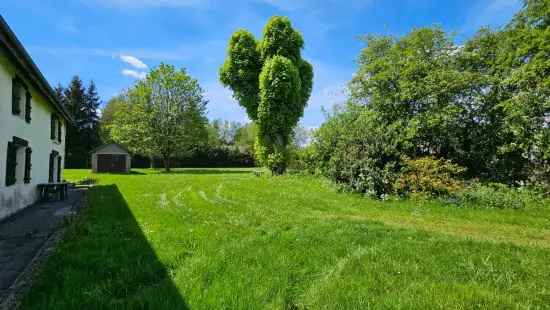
[12,77,31,121]
[48,150,59,183]
[50,114,62,142]
[5,137,29,187]
[5,142,17,186]
[12,77,22,115]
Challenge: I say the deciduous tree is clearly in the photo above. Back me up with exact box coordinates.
[220,16,313,174]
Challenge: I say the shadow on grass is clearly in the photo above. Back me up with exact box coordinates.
[21,185,188,309]
[95,170,146,175]
[158,169,252,175]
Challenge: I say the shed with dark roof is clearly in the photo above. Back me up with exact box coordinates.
[91,144,131,173]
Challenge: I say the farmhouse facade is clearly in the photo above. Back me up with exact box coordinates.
[0,15,72,219]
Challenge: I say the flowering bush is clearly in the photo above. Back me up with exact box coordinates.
[394,156,465,196]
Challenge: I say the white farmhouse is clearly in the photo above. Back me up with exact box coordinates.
[0,16,72,219]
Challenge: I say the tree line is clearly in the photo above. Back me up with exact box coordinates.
[55,68,301,171]
[58,1,547,188]
[89,65,261,170]
[58,16,313,173]
[299,0,549,197]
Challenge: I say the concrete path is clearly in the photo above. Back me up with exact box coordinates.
[0,187,86,308]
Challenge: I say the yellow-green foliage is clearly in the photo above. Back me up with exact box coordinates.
[395,156,466,196]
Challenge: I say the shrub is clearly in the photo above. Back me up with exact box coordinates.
[452,182,537,209]
[313,106,405,197]
[288,146,318,173]
[394,156,465,196]
[149,147,255,168]
[310,103,363,176]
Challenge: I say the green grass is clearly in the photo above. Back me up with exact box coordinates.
[22,169,550,309]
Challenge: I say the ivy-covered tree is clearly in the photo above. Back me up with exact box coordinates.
[220,16,313,174]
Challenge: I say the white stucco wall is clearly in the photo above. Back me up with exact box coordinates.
[0,49,65,220]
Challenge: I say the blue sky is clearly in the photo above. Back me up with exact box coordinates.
[2,0,522,127]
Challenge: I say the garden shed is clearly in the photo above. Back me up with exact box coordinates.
[91,143,131,173]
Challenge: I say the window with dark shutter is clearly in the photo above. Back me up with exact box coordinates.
[25,92,32,123]
[57,156,62,182]
[5,142,17,186]
[57,120,62,143]
[51,114,56,140]
[12,78,21,115]
[24,147,32,184]
[48,152,55,183]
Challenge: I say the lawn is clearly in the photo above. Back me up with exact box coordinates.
[22,169,550,309]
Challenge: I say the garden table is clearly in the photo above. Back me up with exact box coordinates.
[37,182,69,202]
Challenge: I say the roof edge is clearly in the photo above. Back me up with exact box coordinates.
[0,15,73,123]
[90,143,131,154]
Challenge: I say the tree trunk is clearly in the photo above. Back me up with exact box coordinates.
[163,156,171,172]
[271,163,286,175]
[270,134,287,176]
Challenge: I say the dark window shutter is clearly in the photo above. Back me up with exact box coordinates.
[57,120,62,143]
[48,152,54,183]
[24,147,32,184]
[57,156,62,182]
[25,92,32,123]
[12,78,21,115]
[5,142,17,186]
[51,115,56,140]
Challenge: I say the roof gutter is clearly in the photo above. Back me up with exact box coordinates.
[0,15,73,124]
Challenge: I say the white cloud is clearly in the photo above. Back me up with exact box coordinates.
[460,0,521,36]
[122,69,146,79]
[257,0,372,11]
[120,54,148,69]
[299,59,351,127]
[56,17,79,34]
[31,45,196,62]
[203,81,249,123]
[487,0,520,11]
[257,0,306,11]
[94,0,209,8]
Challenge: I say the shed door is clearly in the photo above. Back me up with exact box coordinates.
[97,154,126,172]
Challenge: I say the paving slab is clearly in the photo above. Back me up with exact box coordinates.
[0,187,86,306]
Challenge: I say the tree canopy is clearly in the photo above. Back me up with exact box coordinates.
[307,0,549,196]
[110,64,208,171]
[220,16,313,174]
